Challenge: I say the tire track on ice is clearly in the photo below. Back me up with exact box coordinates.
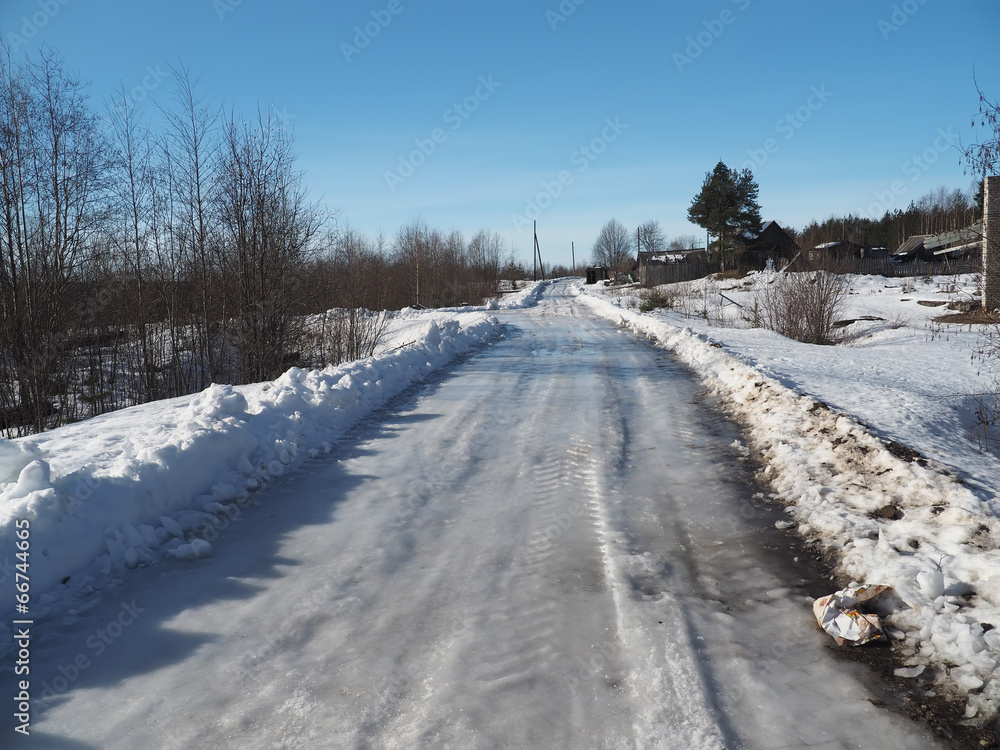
[470,439,584,717]
[591,356,730,750]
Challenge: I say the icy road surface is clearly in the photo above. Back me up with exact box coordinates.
[14,283,945,749]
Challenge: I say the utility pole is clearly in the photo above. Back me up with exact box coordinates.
[534,221,545,281]
[571,242,576,275]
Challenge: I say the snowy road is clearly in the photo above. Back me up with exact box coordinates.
[11,283,946,748]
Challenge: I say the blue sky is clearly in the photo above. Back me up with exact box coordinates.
[2,0,998,268]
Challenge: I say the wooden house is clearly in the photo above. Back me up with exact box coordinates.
[743,221,800,267]
[808,239,867,263]
[635,248,710,287]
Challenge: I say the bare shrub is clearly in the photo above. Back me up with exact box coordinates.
[965,393,1000,454]
[638,287,676,312]
[303,308,390,368]
[757,271,851,345]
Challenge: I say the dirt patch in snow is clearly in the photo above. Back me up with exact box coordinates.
[843,636,1000,748]
[696,379,988,748]
[739,443,998,749]
[933,309,996,325]
[730,412,1000,748]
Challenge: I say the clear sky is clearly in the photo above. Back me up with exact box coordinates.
[2,0,998,268]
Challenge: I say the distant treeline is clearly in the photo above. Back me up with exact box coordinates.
[798,184,982,250]
[0,46,519,435]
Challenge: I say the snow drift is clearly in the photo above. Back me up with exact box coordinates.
[0,311,504,633]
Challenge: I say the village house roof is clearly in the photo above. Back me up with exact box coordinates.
[744,221,800,263]
[636,249,705,266]
[893,224,981,260]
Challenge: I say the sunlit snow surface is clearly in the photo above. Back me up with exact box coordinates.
[0,278,973,746]
[580,272,1000,725]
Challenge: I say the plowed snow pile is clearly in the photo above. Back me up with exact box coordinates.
[579,272,1000,725]
[0,303,524,640]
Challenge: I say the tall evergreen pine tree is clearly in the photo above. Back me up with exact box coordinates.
[688,162,763,271]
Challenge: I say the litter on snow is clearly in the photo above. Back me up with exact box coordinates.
[813,583,893,646]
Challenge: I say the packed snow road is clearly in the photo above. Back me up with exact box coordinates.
[11,283,946,748]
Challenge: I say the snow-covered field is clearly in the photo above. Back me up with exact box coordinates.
[579,271,1000,725]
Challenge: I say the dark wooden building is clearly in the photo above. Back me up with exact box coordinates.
[743,221,800,267]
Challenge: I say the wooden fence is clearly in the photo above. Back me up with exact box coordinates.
[639,256,980,287]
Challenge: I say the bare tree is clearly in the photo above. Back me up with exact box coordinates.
[215,106,325,382]
[436,229,464,306]
[0,46,109,433]
[961,73,1000,178]
[467,228,504,300]
[394,217,429,307]
[107,83,161,404]
[668,234,701,251]
[302,226,390,367]
[591,218,633,272]
[638,220,666,254]
[161,66,221,386]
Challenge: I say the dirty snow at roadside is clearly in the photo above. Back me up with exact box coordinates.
[578,272,1000,724]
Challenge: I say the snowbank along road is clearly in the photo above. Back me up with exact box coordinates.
[5,282,948,748]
